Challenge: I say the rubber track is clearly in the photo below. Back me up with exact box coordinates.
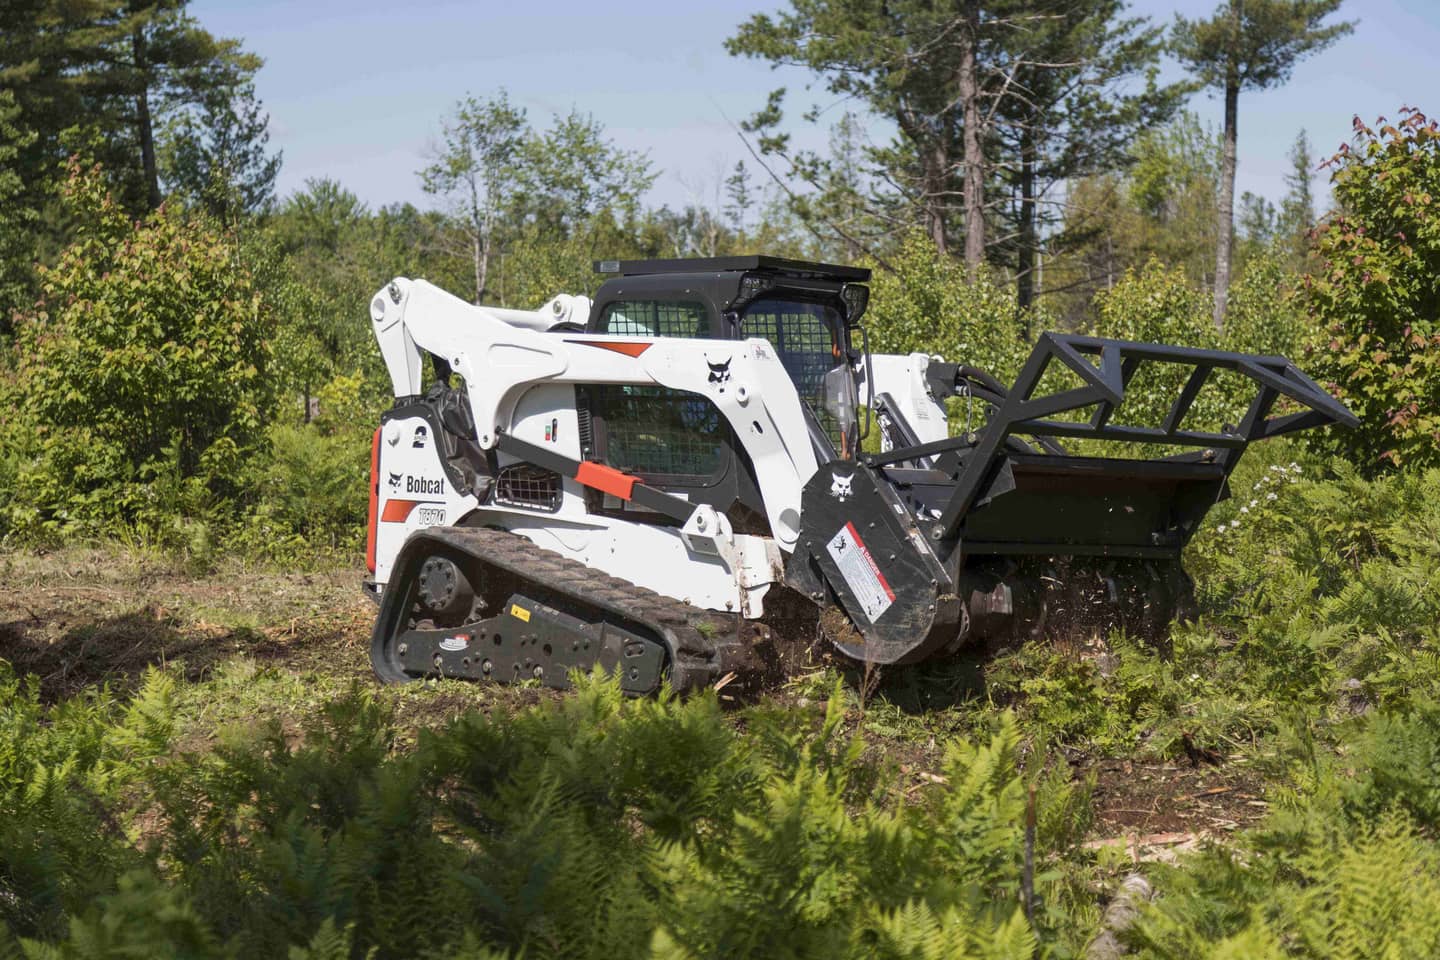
[429,526,740,692]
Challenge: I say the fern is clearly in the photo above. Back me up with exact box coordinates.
[286,918,361,960]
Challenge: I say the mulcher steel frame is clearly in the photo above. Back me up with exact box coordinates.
[863,333,1361,553]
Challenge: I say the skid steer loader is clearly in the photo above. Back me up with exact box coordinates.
[364,256,1356,694]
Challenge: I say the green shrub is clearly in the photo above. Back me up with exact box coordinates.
[6,158,277,544]
[1185,455,1440,711]
[866,230,1034,383]
[1134,808,1440,959]
[227,421,369,560]
[1133,700,1440,959]
[1301,108,1440,473]
[1087,260,1299,442]
[1224,252,1308,359]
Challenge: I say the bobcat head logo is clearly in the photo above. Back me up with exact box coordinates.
[830,472,853,502]
[388,471,404,491]
[706,356,732,384]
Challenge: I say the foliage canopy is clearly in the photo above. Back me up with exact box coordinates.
[1303,108,1440,472]
[6,159,277,540]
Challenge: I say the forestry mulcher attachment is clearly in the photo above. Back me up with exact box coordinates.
[365,256,1356,694]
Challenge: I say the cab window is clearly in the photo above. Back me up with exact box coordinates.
[587,386,726,481]
[601,300,711,338]
[743,298,846,441]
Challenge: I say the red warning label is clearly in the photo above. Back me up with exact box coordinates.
[825,521,896,623]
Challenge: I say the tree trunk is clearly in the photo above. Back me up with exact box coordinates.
[480,230,492,306]
[467,173,489,304]
[894,105,949,256]
[1212,76,1238,331]
[132,27,161,211]
[958,5,985,281]
[1017,127,1037,315]
[927,142,949,257]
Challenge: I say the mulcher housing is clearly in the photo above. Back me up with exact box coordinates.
[363,256,1357,691]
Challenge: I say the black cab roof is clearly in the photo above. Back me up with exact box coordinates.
[585,255,871,337]
[593,255,870,283]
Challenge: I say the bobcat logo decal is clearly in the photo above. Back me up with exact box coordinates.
[388,471,404,492]
[830,472,853,502]
[706,357,732,384]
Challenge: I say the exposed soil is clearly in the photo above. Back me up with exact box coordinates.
[0,548,373,702]
[1087,756,1268,835]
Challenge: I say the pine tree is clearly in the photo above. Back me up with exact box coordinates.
[723,160,753,239]
[726,0,1016,270]
[0,0,259,210]
[0,89,38,325]
[160,79,281,226]
[992,0,1186,310]
[1172,0,1353,330]
[1277,128,1316,266]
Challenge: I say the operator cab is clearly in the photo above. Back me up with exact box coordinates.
[578,255,871,529]
[586,256,871,455]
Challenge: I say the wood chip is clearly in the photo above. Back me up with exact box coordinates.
[1189,786,1234,799]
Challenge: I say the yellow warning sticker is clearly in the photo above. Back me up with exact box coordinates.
[510,604,531,623]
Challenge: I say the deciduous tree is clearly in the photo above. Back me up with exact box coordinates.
[1303,108,1440,473]
[7,157,277,536]
[420,90,527,304]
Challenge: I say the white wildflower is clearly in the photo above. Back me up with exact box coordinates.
[1267,492,1278,501]
[1240,506,1249,514]
[1230,519,1241,529]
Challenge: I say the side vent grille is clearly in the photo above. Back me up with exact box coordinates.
[577,403,596,459]
[495,464,563,512]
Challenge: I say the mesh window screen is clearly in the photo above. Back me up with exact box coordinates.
[495,464,563,511]
[743,299,845,444]
[602,300,711,338]
[591,386,726,480]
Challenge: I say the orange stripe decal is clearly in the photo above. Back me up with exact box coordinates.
[381,499,423,523]
[366,428,381,572]
[575,461,636,500]
[568,339,653,358]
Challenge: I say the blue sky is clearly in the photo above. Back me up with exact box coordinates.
[190,0,1439,216]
